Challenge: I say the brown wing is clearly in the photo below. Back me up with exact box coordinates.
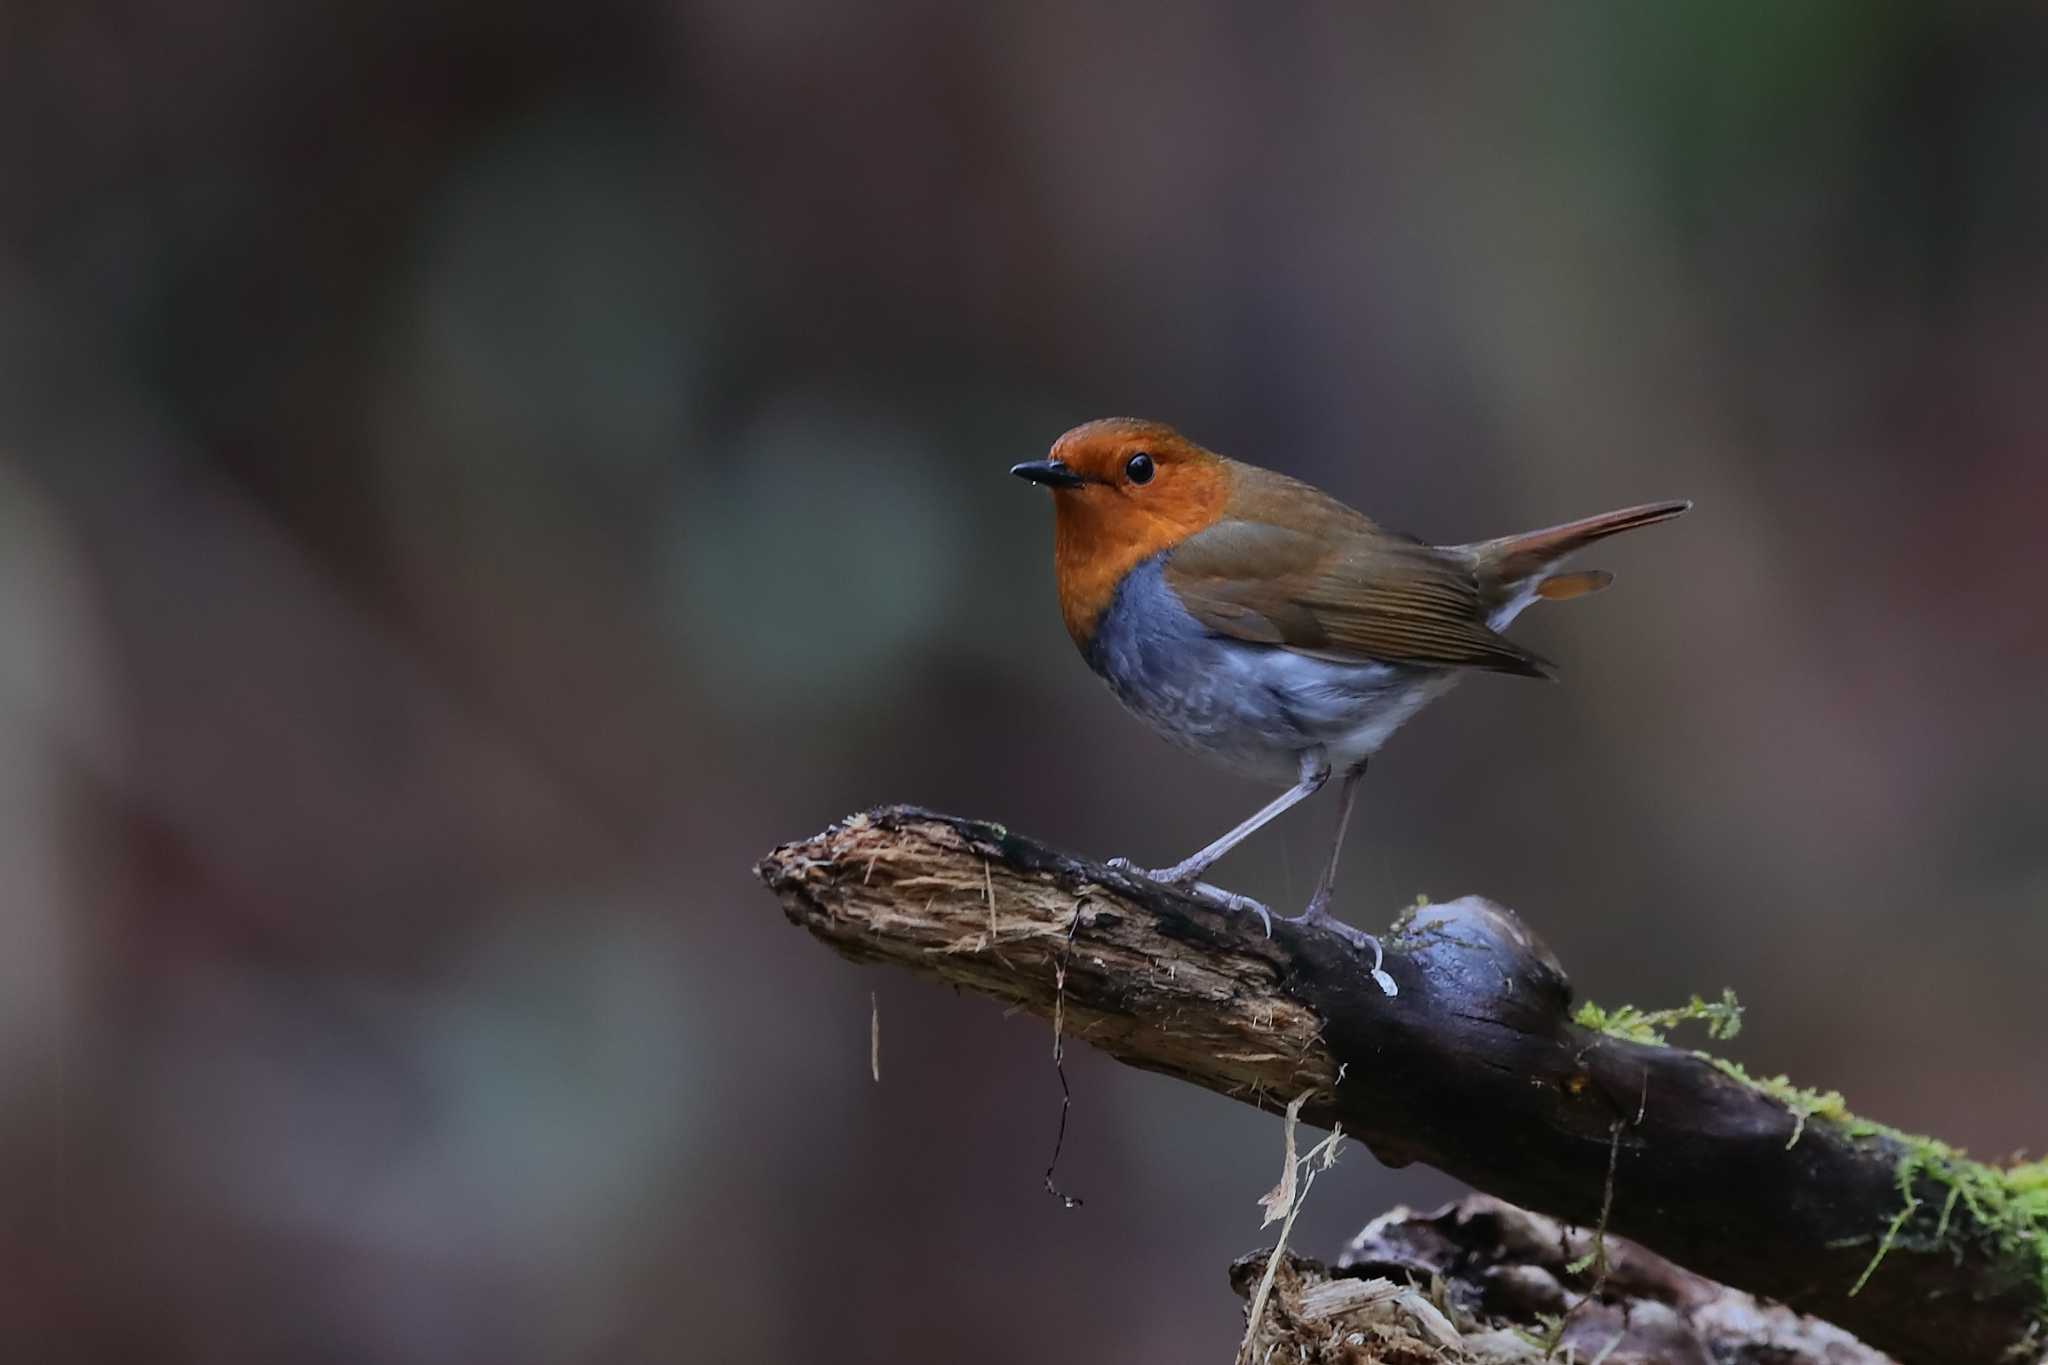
[1162,515,1554,678]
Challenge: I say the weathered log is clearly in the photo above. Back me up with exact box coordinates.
[754,806,2047,1365]
[1233,1195,1895,1364]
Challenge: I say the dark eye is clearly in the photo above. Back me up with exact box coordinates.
[1124,452,1155,485]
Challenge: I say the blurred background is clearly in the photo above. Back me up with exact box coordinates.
[3,2,2045,1360]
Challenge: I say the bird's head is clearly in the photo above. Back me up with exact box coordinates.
[1012,418,1233,646]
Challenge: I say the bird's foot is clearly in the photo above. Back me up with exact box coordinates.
[1107,857,1272,936]
[1285,898,1397,996]
[1107,853,1207,885]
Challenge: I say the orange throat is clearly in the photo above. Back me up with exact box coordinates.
[1049,462,1231,648]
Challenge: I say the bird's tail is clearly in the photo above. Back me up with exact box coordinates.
[1465,499,1692,601]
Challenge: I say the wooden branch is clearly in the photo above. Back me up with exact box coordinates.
[754,806,2047,1365]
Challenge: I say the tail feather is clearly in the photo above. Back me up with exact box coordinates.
[1534,569,1614,601]
[1468,499,1691,589]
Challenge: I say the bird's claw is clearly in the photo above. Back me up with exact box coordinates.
[1286,903,1397,996]
[1107,855,1198,886]
[1181,881,1273,936]
[1107,858,1272,937]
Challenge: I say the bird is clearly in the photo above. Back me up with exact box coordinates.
[1011,417,1689,980]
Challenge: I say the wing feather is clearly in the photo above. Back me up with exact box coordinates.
[1162,517,1553,677]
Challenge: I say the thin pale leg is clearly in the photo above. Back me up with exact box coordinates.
[1117,750,1329,884]
[1110,751,1330,935]
[1300,759,1366,919]
[1286,760,1396,994]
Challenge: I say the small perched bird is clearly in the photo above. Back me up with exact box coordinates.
[1012,417,1689,976]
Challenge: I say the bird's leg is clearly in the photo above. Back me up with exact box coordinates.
[1109,752,1329,936]
[1115,751,1328,885]
[1300,759,1366,921]
[1285,760,1396,994]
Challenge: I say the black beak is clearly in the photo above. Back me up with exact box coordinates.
[1010,458,1085,489]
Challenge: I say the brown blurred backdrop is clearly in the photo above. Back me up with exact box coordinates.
[3,3,2045,1361]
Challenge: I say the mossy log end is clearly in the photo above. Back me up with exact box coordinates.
[754,806,2047,1365]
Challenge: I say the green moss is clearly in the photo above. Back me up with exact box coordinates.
[1520,1311,1566,1354]
[1384,899,1438,950]
[1699,1058,1848,1148]
[1717,1066,2048,1313]
[1574,991,2047,1322]
[1834,1140,2048,1317]
[1849,1153,1925,1296]
[1572,988,1744,1045]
